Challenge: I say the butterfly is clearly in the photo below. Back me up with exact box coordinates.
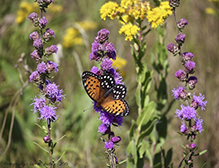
[82,71,130,116]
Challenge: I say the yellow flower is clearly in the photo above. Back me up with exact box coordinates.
[146,1,172,29]
[205,7,216,15]
[48,3,63,13]
[120,15,135,24]
[100,1,119,20]
[76,21,98,30]
[119,24,140,41]
[112,57,127,70]
[62,28,83,48]
[208,0,219,1]
[16,1,35,24]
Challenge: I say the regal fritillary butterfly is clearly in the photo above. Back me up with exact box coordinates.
[82,71,129,116]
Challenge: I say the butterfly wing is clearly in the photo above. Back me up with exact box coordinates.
[101,84,130,116]
[82,71,101,102]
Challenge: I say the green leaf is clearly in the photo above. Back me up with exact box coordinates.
[129,120,137,140]
[138,140,150,158]
[127,140,137,166]
[136,101,156,129]
[194,149,207,156]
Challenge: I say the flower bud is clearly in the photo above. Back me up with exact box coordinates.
[169,0,180,8]
[177,18,188,31]
[175,69,187,82]
[166,43,179,56]
[111,136,121,143]
[175,33,186,45]
[188,76,198,90]
[189,143,197,149]
[182,52,194,62]
[43,136,51,143]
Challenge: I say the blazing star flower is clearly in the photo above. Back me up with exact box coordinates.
[30,50,41,62]
[43,28,55,41]
[39,16,47,29]
[166,43,179,55]
[175,105,197,120]
[180,121,187,133]
[28,12,39,25]
[101,58,113,70]
[95,29,110,43]
[98,124,109,133]
[194,117,203,133]
[45,45,58,56]
[105,141,114,149]
[185,60,196,73]
[105,42,116,60]
[191,93,207,110]
[182,52,194,62]
[175,69,187,81]
[90,66,102,75]
[177,18,188,30]
[29,70,41,82]
[37,62,47,73]
[29,31,40,41]
[46,61,59,73]
[172,86,187,100]
[175,33,186,45]
[33,39,43,50]
[31,98,46,113]
[38,105,57,122]
[188,76,198,89]
[45,83,63,103]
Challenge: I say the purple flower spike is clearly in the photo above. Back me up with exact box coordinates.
[95,29,110,43]
[39,16,48,29]
[177,18,188,30]
[105,141,114,149]
[45,83,63,103]
[166,43,179,56]
[175,33,186,45]
[37,62,47,73]
[182,52,194,62]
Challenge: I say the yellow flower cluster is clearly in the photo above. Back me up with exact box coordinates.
[146,1,173,29]
[62,28,83,48]
[100,1,119,20]
[16,1,63,24]
[76,21,98,31]
[112,57,127,70]
[119,24,140,41]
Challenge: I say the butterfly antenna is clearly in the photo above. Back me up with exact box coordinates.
[83,107,93,113]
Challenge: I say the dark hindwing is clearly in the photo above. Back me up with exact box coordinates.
[82,71,101,102]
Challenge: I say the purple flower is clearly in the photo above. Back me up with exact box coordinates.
[30,50,41,62]
[105,42,116,60]
[28,12,39,25]
[166,43,179,55]
[182,52,194,62]
[109,68,123,84]
[174,69,187,81]
[172,86,187,100]
[43,28,55,41]
[180,121,187,133]
[39,16,48,29]
[101,58,113,70]
[175,33,186,45]
[33,39,43,50]
[99,111,114,125]
[95,29,110,43]
[105,141,114,149]
[177,18,188,30]
[45,45,58,56]
[191,93,207,110]
[194,117,203,133]
[189,143,197,149]
[90,66,102,75]
[38,105,57,122]
[37,62,47,73]
[98,124,109,133]
[31,98,46,112]
[43,136,51,143]
[29,71,41,82]
[46,61,59,73]
[111,136,121,143]
[175,105,197,120]
[29,31,40,41]
[188,76,198,89]
[113,115,123,126]
[185,61,195,73]
[45,83,63,103]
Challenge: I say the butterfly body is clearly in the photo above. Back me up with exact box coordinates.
[82,71,129,116]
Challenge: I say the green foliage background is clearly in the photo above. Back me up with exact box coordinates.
[0,0,218,167]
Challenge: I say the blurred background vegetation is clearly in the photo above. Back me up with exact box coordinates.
[0,0,218,167]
